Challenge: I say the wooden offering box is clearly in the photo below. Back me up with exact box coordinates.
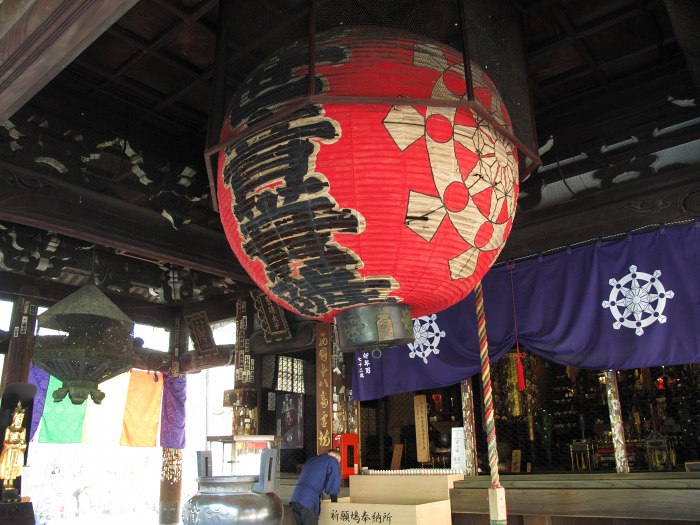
[319,474,463,525]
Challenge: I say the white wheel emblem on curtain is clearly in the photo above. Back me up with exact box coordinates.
[408,314,446,363]
[602,265,674,336]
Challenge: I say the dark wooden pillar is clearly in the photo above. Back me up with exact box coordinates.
[378,398,386,469]
[159,448,183,525]
[0,295,38,397]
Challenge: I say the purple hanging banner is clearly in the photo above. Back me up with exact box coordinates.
[513,220,700,370]
[28,364,50,441]
[160,373,187,449]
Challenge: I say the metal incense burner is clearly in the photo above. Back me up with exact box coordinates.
[182,448,283,525]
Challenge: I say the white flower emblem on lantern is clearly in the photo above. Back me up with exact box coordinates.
[602,265,674,336]
[383,43,518,280]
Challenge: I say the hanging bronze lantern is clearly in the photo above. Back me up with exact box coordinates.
[33,284,134,404]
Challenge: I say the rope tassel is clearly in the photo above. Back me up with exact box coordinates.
[509,263,526,393]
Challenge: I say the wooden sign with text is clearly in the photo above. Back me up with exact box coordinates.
[251,292,292,343]
[316,323,333,454]
[4,296,38,385]
[184,310,216,357]
[390,444,404,470]
[234,299,254,388]
[511,449,522,473]
[414,395,431,463]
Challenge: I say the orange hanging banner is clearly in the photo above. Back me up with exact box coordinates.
[120,369,163,447]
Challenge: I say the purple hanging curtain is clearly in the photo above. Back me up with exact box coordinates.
[354,220,700,401]
[160,373,187,449]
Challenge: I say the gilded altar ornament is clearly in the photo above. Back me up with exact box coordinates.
[604,370,630,473]
[0,401,27,490]
[376,311,394,339]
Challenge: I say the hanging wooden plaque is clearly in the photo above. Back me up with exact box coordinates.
[184,310,216,357]
[234,299,254,388]
[251,292,292,343]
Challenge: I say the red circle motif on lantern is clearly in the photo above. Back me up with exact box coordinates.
[218,27,519,322]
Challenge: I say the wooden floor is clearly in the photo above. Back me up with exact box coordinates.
[452,517,700,525]
[276,471,700,524]
[451,472,700,524]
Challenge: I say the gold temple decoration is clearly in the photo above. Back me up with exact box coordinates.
[0,401,27,490]
[603,370,630,473]
[460,378,479,476]
[161,447,183,484]
[376,311,394,340]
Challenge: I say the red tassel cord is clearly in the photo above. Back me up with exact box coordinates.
[510,264,526,392]
[515,345,526,392]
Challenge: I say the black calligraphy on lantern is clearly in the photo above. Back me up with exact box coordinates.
[221,41,399,319]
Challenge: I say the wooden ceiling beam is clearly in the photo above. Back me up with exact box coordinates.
[533,121,700,187]
[106,26,206,79]
[150,0,218,32]
[24,85,204,162]
[0,0,139,120]
[536,42,681,112]
[2,151,696,278]
[63,64,208,131]
[0,277,178,327]
[90,0,217,96]
[536,54,689,125]
[527,0,661,55]
[547,1,608,87]
[0,160,252,284]
[501,164,700,261]
[139,68,213,118]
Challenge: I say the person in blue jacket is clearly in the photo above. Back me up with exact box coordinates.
[289,449,341,524]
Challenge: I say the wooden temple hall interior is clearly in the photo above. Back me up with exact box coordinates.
[0,0,699,524]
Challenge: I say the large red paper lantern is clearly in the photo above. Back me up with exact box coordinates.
[218,27,519,330]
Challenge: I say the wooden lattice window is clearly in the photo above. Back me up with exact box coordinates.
[276,355,305,394]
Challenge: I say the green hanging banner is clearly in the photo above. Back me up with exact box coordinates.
[38,376,87,443]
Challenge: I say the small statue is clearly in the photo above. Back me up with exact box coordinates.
[0,401,27,491]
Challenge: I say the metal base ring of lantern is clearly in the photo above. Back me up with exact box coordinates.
[32,284,134,405]
[206,0,541,352]
[335,303,414,352]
